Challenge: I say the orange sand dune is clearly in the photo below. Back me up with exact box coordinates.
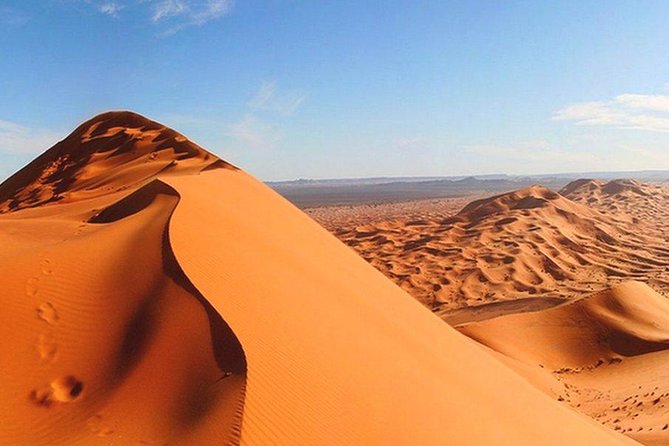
[327,184,669,317]
[458,281,669,445]
[0,111,637,444]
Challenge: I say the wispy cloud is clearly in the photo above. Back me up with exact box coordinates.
[228,115,281,149]
[554,89,669,132]
[0,6,30,26]
[160,81,304,150]
[0,120,63,155]
[150,0,235,35]
[224,80,305,148]
[98,2,124,17]
[151,0,187,22]
[248,81,306,116]
[80,0,234,33]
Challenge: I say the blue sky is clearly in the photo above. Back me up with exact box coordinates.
[1,1,669,180]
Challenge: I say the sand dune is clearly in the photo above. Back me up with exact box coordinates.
[326,184,669,317]
[0,111,637,444]
[0,113,245,445]
[560,178,669,238]
[458,281,669,445]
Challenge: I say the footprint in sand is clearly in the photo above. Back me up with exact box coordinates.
[37,334,58,363]
[51,376,84,402]
[26,277,39,297]
[29,376,84,407]
[36,302,59,325]
[87,415,114,438]
[40,258,54,275]
[73,222,88,235]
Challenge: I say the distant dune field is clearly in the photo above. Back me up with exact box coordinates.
[310,180,669,315]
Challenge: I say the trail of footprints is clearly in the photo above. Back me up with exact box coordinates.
[28,255,87,410]
[27,223,120,439]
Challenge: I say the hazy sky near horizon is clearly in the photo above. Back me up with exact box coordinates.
[1,1,669,181]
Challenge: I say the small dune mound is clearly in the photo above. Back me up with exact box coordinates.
[454,185,563,222]
[559,178,603,196]
[458,281,669,369]
[560,178,655,201]
[560,178,649,199]
[601,179,648,196]
[0,111,234,214]
[458,281,669,445]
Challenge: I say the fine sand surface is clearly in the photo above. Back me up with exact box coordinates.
[315,182,669,317]
[0,111,639,445]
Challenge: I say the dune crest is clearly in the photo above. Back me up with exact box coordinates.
[0,111,639,444]
[0,111,233,214]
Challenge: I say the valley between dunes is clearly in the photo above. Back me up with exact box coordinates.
[0,111,665,445]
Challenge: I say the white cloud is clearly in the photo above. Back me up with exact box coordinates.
[248,81,306,116]
[615,94,669,111]
[554,89,669,132]
[0,120,63,155]
[99,2,124,17]
[228,115,280,148]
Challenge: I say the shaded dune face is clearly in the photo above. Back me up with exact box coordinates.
[331,184,669,318]
[0,113,246,445]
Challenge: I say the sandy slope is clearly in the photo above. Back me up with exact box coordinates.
[0,111,637,445]
[326,184,669,317]
[458,281,669,445]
